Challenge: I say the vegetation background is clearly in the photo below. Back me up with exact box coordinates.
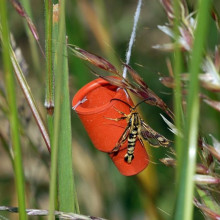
[0,0,220,220]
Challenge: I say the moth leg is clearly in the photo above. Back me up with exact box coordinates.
[105,116,127,121]
[112,106,127,116]
[105,105,128,121]
[111,125,130,152]
[137,135,145,148]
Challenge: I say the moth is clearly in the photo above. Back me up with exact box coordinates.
[107,98,170,163]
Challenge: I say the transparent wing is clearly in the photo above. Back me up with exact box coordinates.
[141,120,170,147]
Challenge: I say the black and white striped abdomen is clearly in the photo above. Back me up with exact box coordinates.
[124,126,138,163]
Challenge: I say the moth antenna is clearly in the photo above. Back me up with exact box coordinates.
[134,98,153,109]
[110,98,132,108]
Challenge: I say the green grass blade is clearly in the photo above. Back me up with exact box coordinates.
[197,188,219,213]
[174,1,213,220]
[45,0,54,110]
[20,0,41,73]
[56,2,79,213]
[8,46,51,152]
[45,0,54,139]
[173,0,184,177]
[49,1,79,218]
[57,42,79,212]
[48,2,62,217]
[0,1,27,219]
[0,23,50,152]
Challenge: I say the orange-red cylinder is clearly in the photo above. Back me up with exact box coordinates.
[72,78,149,176]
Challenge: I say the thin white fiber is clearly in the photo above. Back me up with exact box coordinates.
[122,0,143,78]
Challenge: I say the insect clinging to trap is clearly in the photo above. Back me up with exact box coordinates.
[107,98,171,163]
[70,45,173,164]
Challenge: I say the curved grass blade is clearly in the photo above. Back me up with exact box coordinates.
[0,1,27,219]
[10,45,51,152]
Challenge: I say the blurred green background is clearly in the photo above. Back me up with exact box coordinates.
[1,0,220,219]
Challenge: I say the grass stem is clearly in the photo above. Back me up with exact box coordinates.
[0,1,27,219]
[174,1,213,219]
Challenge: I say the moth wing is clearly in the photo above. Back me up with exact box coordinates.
[141,120,170,147]
[111,125,130,152]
